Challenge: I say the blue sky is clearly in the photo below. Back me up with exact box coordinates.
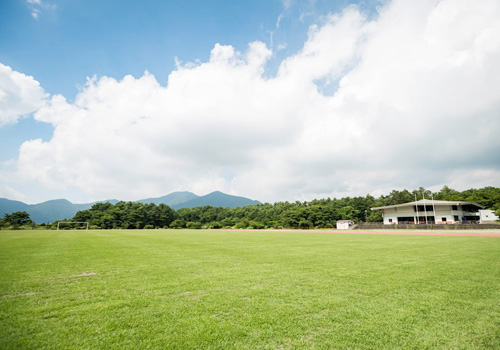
[1,0,370,97]
[1,0,499,204]
[0,0,371,162]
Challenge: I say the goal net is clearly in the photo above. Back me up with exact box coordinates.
[57,221,90,230]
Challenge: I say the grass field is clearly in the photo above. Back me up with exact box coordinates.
[1,229,499,349]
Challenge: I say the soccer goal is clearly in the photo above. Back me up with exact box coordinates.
[57,221,90,230]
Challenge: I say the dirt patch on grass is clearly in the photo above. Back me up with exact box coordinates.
[0,292,36,299]
[70,272,97,278]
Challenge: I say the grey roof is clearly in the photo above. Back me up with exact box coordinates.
[371,199,484,211]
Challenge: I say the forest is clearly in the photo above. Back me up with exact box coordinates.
[65,186,500,230]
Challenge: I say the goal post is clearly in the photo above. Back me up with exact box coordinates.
[57,221,90,230]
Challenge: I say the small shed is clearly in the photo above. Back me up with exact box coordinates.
[479,209,499,223]
[336,220,354,230]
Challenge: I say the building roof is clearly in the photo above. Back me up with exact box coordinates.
[371,199,484,211]
[337,220,354,223]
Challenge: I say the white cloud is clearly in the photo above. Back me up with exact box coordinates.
[4,0,500,203]
[26,0,56,19]
[0,63,48,127]
[0,184,30,203]
[282,0,293,10]
[299,11,314,23]
[276,14,283,29]
[278,6,365,82]
[31,9,40,19]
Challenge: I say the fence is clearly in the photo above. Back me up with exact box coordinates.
[354,222,500,230]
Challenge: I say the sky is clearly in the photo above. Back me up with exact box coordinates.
[0,0,499,204]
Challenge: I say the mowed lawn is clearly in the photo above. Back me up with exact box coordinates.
[1,230,499,349]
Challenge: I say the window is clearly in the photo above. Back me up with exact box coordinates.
[417,216,435,224]
[442,217,447,222]
[388,219,392,223]
[397,217,415,224]
[415,205,434,212]
[452,205,458,210]
[463,205,480,212]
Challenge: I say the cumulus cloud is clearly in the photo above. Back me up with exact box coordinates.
[5,0,500,203]
[0,63,48,127]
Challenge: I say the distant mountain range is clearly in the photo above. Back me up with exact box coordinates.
[0,191,261,224]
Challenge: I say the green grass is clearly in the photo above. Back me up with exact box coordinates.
[1,230,499,349]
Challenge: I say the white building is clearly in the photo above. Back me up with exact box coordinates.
[337,220,354,230]
[371,200,483,225]
[479,209,499,223]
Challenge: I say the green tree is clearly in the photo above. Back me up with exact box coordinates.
[367,210,383,222]
[235,218,249,229]
[338,206,359,221]
[298,219,313,229]
[248,220,264,229]
[2,211,32,228]
[186,221,202,229]
[280,208,303,228]
[221,217,235,228]
[435,186,462,201]
[208,221,222,229]
[170,219,186,229]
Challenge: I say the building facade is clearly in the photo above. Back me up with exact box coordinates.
[371,200,483,225]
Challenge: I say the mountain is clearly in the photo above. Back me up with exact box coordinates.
[0,198,29,215]
[136,191,260,209]
[136,191,198,206]
[171,191,261,210]
[0,191,260,223]
[30,199,79,223]
[0,198,84,224]
[29,199,119,223]
[0,198,119,224]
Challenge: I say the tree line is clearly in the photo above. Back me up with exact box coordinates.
[63,185,500,229]
[2,186,499,230]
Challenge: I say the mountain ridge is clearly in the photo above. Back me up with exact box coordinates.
[0,191,261,223]
[136,191,199,206]
[172,191,261,210]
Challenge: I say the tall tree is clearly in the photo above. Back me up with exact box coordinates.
[2,211,32,228]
